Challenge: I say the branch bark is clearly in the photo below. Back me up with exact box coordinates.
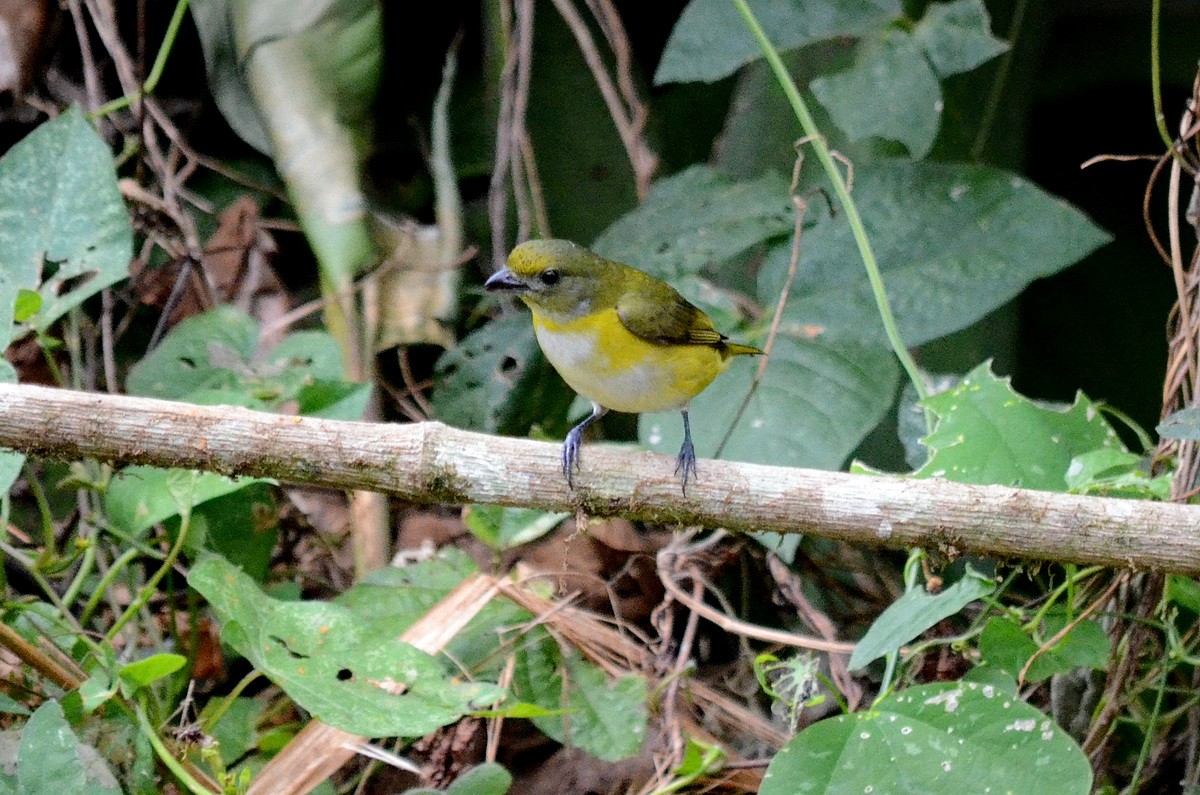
[0,383,1197,573]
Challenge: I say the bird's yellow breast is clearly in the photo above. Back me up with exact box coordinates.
[531,308,728,414]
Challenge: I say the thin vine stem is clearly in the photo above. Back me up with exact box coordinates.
[729,0,931,430]
[89,0,191,120]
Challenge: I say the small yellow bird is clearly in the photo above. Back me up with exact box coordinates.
[484,239,761,491]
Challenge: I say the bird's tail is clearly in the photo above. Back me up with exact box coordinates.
[723,341,763,357]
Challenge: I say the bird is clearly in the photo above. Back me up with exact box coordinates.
[484,238,761,492]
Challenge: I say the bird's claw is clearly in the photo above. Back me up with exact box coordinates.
[674,436,698,495]
[562,426,583,489]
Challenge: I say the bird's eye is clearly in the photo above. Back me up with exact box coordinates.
[539,269,561,286]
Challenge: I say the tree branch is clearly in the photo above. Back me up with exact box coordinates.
[0,383,1196,573]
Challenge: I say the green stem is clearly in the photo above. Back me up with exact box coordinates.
[1149,0,1173,152]
[79,546,140,626]
[202,670,262,733]
[1022,565,1104,633]
[136,700,215,795]
[1127,666,1168,792]
[24,464,57,557]
[729,0,930,429]
[89,0,191,120]
[105,506,194,643]
[60,535,96,608]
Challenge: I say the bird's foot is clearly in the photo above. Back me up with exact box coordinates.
[562,426,584,488]
[675,436,698,495]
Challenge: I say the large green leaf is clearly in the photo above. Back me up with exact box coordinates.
[810,30,941,159]
[10,701,120,795]
[655,0,900,85]
[512,631,647,762]
[761,681,1091,795]
[592,165,793,281]
[126,305,369,417]
[0,107,131,341]
[105,466,270,538]
[189,555,503,738]
[759,160,1111,348]
[639,337,899,470]
[849,566,994,670]
[909,363,1126,491]
[335,548,528,675]
[978,616,1108,684]
[913,0,1009,78]
[432,313,574,437]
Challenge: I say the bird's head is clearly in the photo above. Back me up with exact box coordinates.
[485,239,622,319]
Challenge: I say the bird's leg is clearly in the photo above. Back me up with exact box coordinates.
[563,402,607,488]
[675,408,698,493]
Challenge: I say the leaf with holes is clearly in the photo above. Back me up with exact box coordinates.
[432,313,574,437]
[189,554,504,738]
[761,681,1091,794]
[126,305,369,416]
[0,107,131,342]
[910,362,1126,490]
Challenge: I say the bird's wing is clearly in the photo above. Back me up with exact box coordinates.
[615,275,727,347]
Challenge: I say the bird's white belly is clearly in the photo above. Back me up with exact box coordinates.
[534,325,684,413]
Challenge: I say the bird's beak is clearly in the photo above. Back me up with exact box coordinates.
[484,268,525,292]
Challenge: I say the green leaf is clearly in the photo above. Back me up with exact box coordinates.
[512,632,647,761]
[77,670,117,713]
[760,160,1112,348]
[105,466,269,537]
[444,763,512,795]
[463,505,569,551]
[761,681,1091,794]
[1168,575,1200,614]
[0,107,132,340]
[655,0,900,85]
[849,566,994,670]
[126,305,363,415]
[978,617,1108,683]
[913,0,1009,77]
[16,701,120,794]
[337,549,529,676]
[639,337,900,470]
[189,554,503,738]
[189,482,279,581]
[0,694,28,716]
[1065,448,1170,500]
[12,290,40,323]
[1158,405,1200,440]
[911,363,1126,490]
[0,361,24,494]
[118,653,187,690]
[432,314,574,437]
[295,379,373,420]
[202,696,264,764]
[592,165,793,281]
[811,30,941,158]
